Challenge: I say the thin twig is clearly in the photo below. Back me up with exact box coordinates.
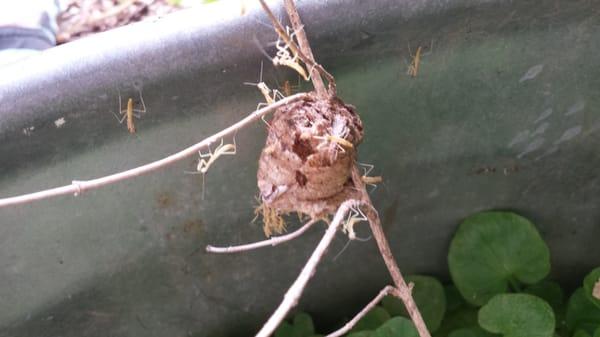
[351,166,431,337]
[257,0,336,96]
[0,93,309,208]
[326,285,398,337]
[282,0,326,98]
[206,219,319,253]
[255,199,360,337]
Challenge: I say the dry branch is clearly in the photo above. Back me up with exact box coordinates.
[282,0,326,97]
[206,218,319,253]
[255,199,360,337]
[351,166,431,337]
[257,0,336,96]
[248,2,431,336]
[0,93,309,208]
[326,285,398,337]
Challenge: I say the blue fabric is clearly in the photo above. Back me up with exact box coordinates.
[0,26,54,50]
[0,0,59,66]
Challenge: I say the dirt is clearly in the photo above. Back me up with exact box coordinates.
[56,0,184,44]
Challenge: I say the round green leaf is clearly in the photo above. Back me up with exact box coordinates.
[524,280,564,315]
[595,326,600,337]
[478,293,555,337]
[347,332,372,337]
[435,308,479,337]
[381,275,446,332]
[524,280,567,333]
[448,211,550,306]
[351,306,391,332]
[446,285,467,313]
[275,322,296,337]
[448,327,497,337]
[573,330,592,337]
[372,317,419,337]
[293,312,315,336]
[583,267,600,309]
[275,313,316,337]
[566,288,600,334]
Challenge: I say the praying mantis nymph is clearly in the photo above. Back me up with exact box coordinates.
[406,40,433,78]
[361,175,383,185]
[343,204,369,241]
[256,82,279,105]
[313,115,354,155]
[245,62,285,125]
[245,62,284,104]
[359,163,383,191]
[113,90,146,134]
[407,46,422,77]
[125,98,135,133]
[195,139,237,174]
[186,138,237,199]
[313,135,354,150]
[333,204,372,260]
[272,25,310,81]
[273,58,309,81]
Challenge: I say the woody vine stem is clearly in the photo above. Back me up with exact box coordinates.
[250,1,431,336]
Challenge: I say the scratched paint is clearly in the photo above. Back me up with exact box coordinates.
[22,126,35,136]
[508,130,530,148]
[565,99,585,116]
[530,122,549,138]
[535,145,559,161]
[54,117,66,128]
[519,64,544,83]
[533,108,553,123]
[517,137,545,159]
[554,125,582,144]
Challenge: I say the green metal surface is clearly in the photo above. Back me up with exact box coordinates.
[0,0,599,336]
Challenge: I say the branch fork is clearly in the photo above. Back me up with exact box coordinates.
[209,2,432,336]
[0,2,432,337]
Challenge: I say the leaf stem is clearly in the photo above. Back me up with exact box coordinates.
[508,277,522,292]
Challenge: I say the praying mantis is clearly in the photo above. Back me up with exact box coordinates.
[333,165,382,259]
[406,40,434,78]
[186,138,237,199]
[272,25,310,81]
[245,62,285,125]
[407,46,423,77]
[195,138,237,174]
[342,204,369,241]
[359,163,383,192]
[334,203,372,260]
[245,62,285,105]
[313,115,355,159]
[113,90,146,134]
